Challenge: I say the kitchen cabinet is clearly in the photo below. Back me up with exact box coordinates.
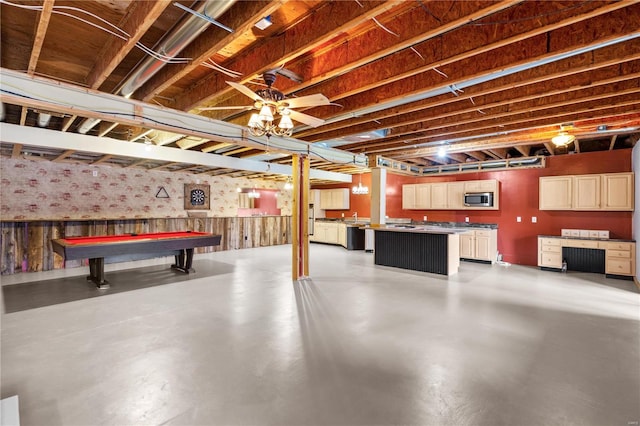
[313,221,339,244]
[539,176,572,210]
[537,237,635,277]
[604,241,635,276]
[459,229,498,263]
[538,237,562,268]
[464,179,497,193]
[539,172,633,211]
[602,173,633,210]
[319,188,350,210]
[402,179,497,210]
[573,175,600,210]
[338,223,347,247]
[430,183,448,209]
[402,185,417,209]
[447,182,465,209]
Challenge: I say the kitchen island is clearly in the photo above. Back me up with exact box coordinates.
[374,226,462,276]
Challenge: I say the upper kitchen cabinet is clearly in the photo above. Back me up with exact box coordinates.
[319,188,350,210]
[539,176,573,210]
[402,179,498,210]
[464,179,498,193]
[539,172,633,211]
[602,173,634,210]
[447,182,466,210]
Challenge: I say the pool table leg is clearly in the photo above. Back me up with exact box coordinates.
[87,258,110,289]
[171,249,195,273]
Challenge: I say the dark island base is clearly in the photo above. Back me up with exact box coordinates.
[374,229,457,276]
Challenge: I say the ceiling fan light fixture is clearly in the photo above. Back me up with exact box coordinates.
[248,113,261,127]
[551,132,575,146]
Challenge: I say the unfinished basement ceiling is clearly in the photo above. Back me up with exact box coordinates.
[0,0,639,180]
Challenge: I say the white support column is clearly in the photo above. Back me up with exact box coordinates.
[370,168,386,226]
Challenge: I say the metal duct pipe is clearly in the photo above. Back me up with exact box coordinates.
[77,0,236,134]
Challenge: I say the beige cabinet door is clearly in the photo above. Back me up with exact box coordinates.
[430,183,448,209]
[475,234,492,260]
[402,185,416,209]
[539,176,572,210]
[573,175,601,210]
[447,182,465,209]
[415,184,431,209]
[601,173,633,211]
[332,189,350,210]
[338,224,347,247]
[459,232,475,258]
[464,179,497,193]
[319,190,333,209]
[325,223,339,244]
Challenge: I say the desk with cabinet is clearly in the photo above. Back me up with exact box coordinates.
[538,236,635,279]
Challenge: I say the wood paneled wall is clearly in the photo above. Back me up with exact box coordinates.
[1,216,292,275]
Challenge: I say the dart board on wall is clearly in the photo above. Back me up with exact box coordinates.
[184,183,210,210]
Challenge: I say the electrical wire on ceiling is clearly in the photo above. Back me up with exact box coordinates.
[200,59,242,78]
[0,0,191,64]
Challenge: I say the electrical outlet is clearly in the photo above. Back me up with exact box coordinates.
[341,213,344,218]
[92,170,98,177]
[531,216,537,223]
[465,217,469,222]
[423,215,427,221]
[517,216,522,222]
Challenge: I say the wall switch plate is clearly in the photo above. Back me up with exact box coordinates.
[465,217,469,222]
[341,213,344,218]
[92,170,98,177]
[517,216,522,222]
[531,216,537,223]
[423,215,427,221]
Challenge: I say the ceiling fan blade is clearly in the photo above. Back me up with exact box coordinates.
[197,106,253,111]
[288,109,325,128]
[227,81,264,102]
[284,93,330,109]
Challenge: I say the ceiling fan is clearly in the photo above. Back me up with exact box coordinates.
[198,70,331,136]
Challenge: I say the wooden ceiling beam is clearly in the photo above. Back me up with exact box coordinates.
[223,147,254,156]
[300,43,640,140]
[11,144,23,158]
[201,142,233,153]
[53,150,74,162]
[137,1,285,103]
[345,97,640,156]
[488,148,508,159]
[27,0,54,76]
[91,155,113,165]
[514,145,531,157]
[61,115,76,132]
[173,1,404,111]
[574,139,581,153]
[298,4,638,141]
[609,134,618,150]
[544,143,556,155]
[465,151,487,162]
[307,64,640,147]
[483,151,500,160]
[445,152,468,163]
[86,0,172,90]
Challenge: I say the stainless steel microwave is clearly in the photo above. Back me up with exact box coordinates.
[464,192,494,207]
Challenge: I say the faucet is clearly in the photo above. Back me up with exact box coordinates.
[352,212,357,223]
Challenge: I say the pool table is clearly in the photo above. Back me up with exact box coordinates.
[51,231,222,289]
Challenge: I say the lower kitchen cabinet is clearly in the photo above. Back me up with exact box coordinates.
[459,229,498,263]
[537,237,636,278]
[311,222,364,250]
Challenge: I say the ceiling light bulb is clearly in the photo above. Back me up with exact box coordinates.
[438,146,446,157]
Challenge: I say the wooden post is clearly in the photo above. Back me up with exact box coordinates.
[292,155,310,280]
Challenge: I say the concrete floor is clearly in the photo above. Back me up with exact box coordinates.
[1,244,639,426]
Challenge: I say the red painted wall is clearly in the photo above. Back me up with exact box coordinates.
[314,149,633,266]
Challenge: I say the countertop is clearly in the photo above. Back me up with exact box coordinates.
[315,218,497,229]
[374,225,469,235]
[539,235,635,243]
